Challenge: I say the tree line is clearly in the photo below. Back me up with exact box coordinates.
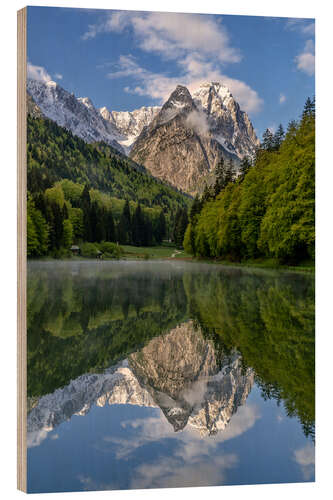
[28,181,168,257]
[184,97,315,265]
[27,114,190,215]
[26,111,193,257]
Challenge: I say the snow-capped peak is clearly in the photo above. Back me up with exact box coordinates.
[192,81,233,111]
[27,77,124,153]
[77,96,94,110]
[100,104,161,153]
[46,80,57,88]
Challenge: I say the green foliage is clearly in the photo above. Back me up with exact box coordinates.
[27,213,39,257]
[27,263,314,440]
[80,242,99,258]
[99,241,124,259]
[27,200,49,257]
[173,208,189,248]
[117,199,131,244]
[183,268,315,438]
[44,185,65,208]
[27,263,188,397]
[62,219,73,248]
[185,99,315,265]
[69,207,84,240]
[27,114,190,254]
[27,115,190,216]
[262,128,275,151]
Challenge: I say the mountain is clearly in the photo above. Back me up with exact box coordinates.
[100,105,161,154]
[27,320,254,446]
[130,83,260,195]
[129,320,254,434]
[27,79,124,153]
[27,92,44,118]
[192,82,259,159]
[27,113,190,216]
[27,78,259,195]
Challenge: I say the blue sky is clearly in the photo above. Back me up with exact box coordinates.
[27,7,315,139]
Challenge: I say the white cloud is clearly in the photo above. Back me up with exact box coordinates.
[54,73,63,80]
[182,110,209,135]
[83,11,241,65]
[124,403,259,489]
[108,54,263,114]
[85,11,263,114]
[295,39,315,76]
[302,23,315,36]
[27,62,51,82]
[294,442,315,480]
[285,19,315,36]
[103,402,260,462]
[131,453,237,489]
[279,93,286,104]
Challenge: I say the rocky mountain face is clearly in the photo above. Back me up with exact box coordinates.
[27,79,124,153]
[193,82,259,159]
[100,105,161,154]
[27,92,44,118]
[129,320,254,435]
[27,321,254,446]
[130,83,260,195]
[27,78,259,195]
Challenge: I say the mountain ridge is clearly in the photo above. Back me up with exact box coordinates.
[27,78,260,194]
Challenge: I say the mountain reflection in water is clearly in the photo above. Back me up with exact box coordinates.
[28,320,254,446]
[27,261,315,492]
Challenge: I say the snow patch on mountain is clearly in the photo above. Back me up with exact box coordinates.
[27,78,124,153]
[192,81,260,159]
[27,78,259,165]
[100,105,161,154]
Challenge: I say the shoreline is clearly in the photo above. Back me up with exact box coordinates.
[27,254,315,274]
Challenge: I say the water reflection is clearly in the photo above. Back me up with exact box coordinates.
[28,320,254,446]
[27,261,315,492]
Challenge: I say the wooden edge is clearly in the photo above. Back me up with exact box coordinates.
[17,6,27,493]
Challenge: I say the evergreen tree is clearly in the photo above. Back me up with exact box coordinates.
[95,206,107,243]
[213,158,234,197]
[190,195,203,222]
[62,203,69,220]
[89,202,99,242]
[201,183,214,204]
[173,209,189,248]
[106,210,116,242]
[118,200,132,244]
[142,215,153,246]
[213,158,225,197]
[51,202,64,249]
[80,184,92,242]
[155,210,166,244]
[132,203,145,246]
[262,128,275,151]
[239,157,251,180]
[224,160,234,186]
[302,96,315,119]
[273,124,285,150]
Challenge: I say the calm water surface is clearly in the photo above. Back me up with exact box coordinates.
[27,260,315,493]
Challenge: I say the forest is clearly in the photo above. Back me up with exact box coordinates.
[184,98,315,265]
[27,97,315,266]
[27,114,190,257]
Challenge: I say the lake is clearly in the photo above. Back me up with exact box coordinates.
[27,260,315,493]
